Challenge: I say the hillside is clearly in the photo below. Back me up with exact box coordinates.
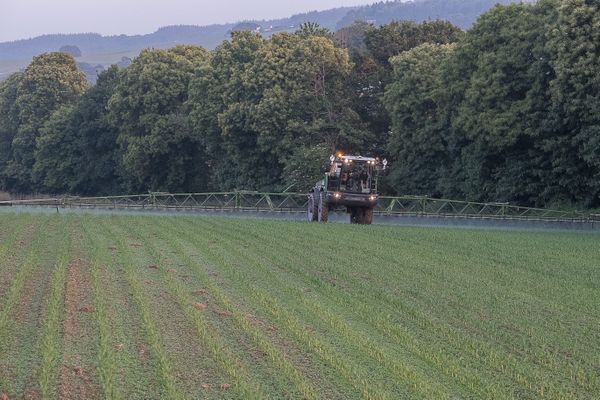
[337,0,519,29]
[0,6,355,62]
[1,0,519,82]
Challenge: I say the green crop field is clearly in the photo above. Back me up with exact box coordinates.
[0,213,598,399]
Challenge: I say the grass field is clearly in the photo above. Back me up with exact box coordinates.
[0,213,598,399]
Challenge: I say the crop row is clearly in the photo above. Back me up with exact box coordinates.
[1,214,598,399]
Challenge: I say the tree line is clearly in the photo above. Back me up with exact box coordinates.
[0,0,598,208]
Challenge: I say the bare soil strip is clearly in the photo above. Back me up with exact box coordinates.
[57,255,101,400]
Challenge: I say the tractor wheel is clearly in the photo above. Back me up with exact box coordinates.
[363,207,374,225]
[350,207,363,224]
[318,193,329,223]
[307,193,318,222]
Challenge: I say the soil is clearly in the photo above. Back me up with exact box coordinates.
[58,258,99,400]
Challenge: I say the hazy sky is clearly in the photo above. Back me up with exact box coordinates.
[0,0,375,42]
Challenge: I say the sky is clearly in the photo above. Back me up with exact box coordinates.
[0,0,376,42]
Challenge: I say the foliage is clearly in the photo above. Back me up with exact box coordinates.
[296,22,333,39]
[249,33,365,160]
[2,52,87,192]
[1,2,600,208]
[0,73,22,189]
[31,66,123,194]
[443,2,558,204]
[32,105,79,192]
[545,0,600,207]
[71,66,123,195]
[384,43,456,196]
[189,30,364,191]
[381,0,600,208]
[188,31,271,190]
[108,46,210,192]
[365,20,464,67]
[334,21,372,57]
[281,144,330,192]
[350,20,464,159]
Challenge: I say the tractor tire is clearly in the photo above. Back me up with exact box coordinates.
[363,207,374,225]
[307,193,318,222]
[318,193,329,223]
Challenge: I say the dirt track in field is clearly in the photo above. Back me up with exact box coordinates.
[58,257,99,400]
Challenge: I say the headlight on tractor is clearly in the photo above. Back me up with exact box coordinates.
[369,195,377,201]
[334,192,341,199]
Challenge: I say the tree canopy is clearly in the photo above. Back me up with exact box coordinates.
[384,43,456,196]
[108,45,210,192]
[3,52,87,191]
[1,5,599,209]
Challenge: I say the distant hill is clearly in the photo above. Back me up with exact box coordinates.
[337,0,519,29]
[0,0,523,82]
[0,26,234,61]
[0,6,356,62]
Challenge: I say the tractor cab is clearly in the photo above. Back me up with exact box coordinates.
[327,155,378,194]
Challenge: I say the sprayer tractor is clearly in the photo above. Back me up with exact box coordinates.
[308,153,387,225]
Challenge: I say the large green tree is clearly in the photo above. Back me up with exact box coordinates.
[544,0,600,207]
[32,105,79,192]
[189,29,363,192]
[4,52,87,192]
[251,32,366,191]
[189,31,270,190]
[73,66,123,195]
[384,43,455,196]
[108,45,210,192]
[0,73,22,190]
[365,20,463,68]
[33,66,123,194]
[440,1,558,203]
[351,20,464,156]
